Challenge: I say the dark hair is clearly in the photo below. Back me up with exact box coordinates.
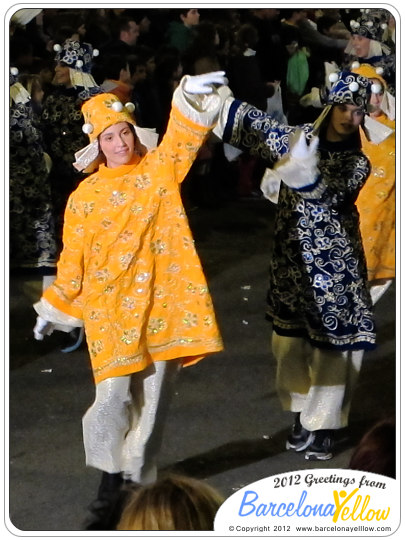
[169,8,197,21]
[235,23,259,50]
[281,8,306,20]
[98,54,129,80]
[127,54,146,76]
[113,15,138,38]
[316,16,339,35]
[349,418,396,479]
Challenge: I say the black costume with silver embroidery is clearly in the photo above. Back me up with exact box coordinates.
[10,97,57,271]
[223,100,375,350]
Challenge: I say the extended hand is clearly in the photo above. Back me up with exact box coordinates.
[33,316,55,340]
[275,129,320,190]
[184,71,228,94]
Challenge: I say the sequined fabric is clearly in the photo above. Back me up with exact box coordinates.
[272,333,363,431]
[82,361,179,481]
[356,114,395,281]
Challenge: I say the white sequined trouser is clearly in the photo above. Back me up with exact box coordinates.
[272,332,364,431]
[82,360,180,485]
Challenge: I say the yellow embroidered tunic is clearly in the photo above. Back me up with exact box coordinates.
[356,114,395,281]
[42,104,223,383]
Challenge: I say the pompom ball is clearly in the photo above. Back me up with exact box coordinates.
[371,83,382,94]
[125,102,136,113]
[53,43,62,52]
[82,123,94,134]
[329,72,339,83]
[112,101,124,112]
[349,82,359,92]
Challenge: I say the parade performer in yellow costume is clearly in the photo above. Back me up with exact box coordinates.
[32,71,227,528]
[352,62,395,304]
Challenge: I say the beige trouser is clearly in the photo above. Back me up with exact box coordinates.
[272,332,364,431]
[82,360,180,484]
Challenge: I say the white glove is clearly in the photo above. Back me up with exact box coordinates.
[289,129,319,159]
[260,168,281,203]
[33,316,55,340]
[274,129,320,190]
[183,71,228,94]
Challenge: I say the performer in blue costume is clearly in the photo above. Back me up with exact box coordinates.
[216,71,382,460]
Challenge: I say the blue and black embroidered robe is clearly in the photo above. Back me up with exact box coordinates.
[222,99,376,350]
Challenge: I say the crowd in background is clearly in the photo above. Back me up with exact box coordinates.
[9,7,396,275]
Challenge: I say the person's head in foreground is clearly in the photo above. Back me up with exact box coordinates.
[349,418,395,479]
[116,473,225,530]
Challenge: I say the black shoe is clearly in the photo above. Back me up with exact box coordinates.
[286,413,313,452]
[305,430,334,461]
[83,472,125,530]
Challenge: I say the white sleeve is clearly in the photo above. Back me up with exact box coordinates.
[34,298,84,329]
[172,75,222,127]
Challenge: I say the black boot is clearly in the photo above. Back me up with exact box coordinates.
[83,472,125,530]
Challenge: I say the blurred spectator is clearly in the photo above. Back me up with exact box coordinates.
[153,46,183,135]
[280,8,311,124]
[165,8,200,53]
[349,418,395,478]
[247,8,286,84]
[182,20,222,75]
[98,54,133,103]
[84,9,112,49]
[127,47,162,130]
[99,13,140,57]
[116,474,224,530]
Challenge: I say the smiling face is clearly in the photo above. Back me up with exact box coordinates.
[99,122,135,168]
[326,104,364,142]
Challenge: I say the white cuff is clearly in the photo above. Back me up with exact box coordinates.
[34,298,84,328]
[173,75,222,127]
[213,90,234,140]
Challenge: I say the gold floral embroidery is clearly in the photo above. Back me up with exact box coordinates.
[150,240,166,254]
[148,318,167,334]
[121,328,139,344]
[109,191,127,206]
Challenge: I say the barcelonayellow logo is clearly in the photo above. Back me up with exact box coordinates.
[214,469,399,536]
